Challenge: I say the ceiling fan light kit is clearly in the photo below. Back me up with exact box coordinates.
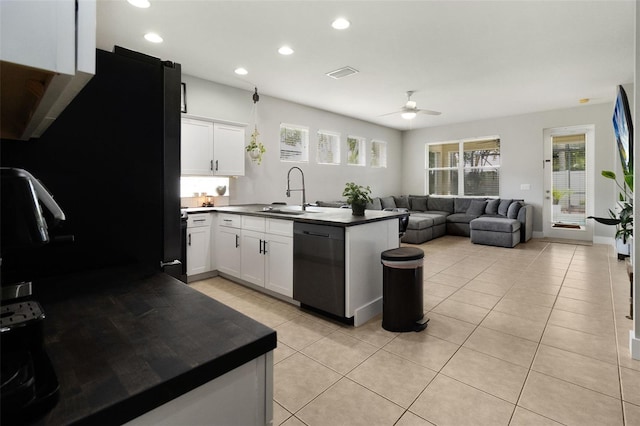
[401,111,417,120]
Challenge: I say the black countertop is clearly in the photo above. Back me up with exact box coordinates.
[184,204,407,227]
[26,266,276,425]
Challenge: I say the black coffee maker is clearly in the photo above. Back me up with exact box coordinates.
[1,168,67,423]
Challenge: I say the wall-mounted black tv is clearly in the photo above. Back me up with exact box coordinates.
[612,85,633,173]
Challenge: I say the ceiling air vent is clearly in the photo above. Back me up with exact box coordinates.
[325,66,359,79]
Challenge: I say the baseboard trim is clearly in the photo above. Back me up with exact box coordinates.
[354,297,382,327]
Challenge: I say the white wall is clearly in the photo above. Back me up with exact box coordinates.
[401,102,622,239]
[182,75,403,205]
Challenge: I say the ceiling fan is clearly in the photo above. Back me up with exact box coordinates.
[380,91,441,120]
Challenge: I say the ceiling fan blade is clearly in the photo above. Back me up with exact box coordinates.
[378,110,404,117]
[418,109,442,116]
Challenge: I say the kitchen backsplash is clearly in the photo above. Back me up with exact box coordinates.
[181,196,229,208]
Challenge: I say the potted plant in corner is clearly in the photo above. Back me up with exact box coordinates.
[588,170,633,260]
[246,126,266,165]
[342,182,372,216]
[552,189,570,217]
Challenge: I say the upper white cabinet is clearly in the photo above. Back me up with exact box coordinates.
[181,118,214,175]
[1,0,96,140]
[181,116,245,176]
[213,123,245,176]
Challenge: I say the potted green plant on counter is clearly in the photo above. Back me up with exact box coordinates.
[342,182,372,216]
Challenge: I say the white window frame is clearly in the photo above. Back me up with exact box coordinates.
[280,123,309,162]
[316,130,341,165]
[370,140,387,168]
[347,135,366,166]
[425,136,500,196]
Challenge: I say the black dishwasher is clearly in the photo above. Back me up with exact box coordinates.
[293,223,345,317]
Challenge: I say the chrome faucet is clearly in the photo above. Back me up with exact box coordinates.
[286,166,307,210]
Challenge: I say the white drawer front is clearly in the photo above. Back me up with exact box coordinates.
[218,213,241,228]
[187,213,212,228]
[266,219,293,237]
[242,215,266,232]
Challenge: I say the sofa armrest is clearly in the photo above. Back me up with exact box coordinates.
[517,204,533,242]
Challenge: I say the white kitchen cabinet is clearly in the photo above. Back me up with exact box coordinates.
[181,118,214,175]
[186,214,212,276]
[213,123,245,176]
[217,214,241,278]
[239,217,293,297]
[0,0,96,140]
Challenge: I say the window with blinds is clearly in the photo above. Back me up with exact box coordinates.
[426,137,500,196]
[280,123,309,162]
[347,135,366,166]
[317,130,340,165]
[370,140,387,168]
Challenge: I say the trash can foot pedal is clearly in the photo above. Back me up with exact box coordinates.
[414,317,429,332]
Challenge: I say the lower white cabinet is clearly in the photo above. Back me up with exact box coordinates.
[217,214,241,278]
[217,215,293,298]
[186,214,212,276]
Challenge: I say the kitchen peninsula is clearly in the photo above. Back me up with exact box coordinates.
[184,205,406,326]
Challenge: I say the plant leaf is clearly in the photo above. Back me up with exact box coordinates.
[601,170,617,180]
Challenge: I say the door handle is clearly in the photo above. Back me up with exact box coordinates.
[259,239,263,254]
[188,233,191,246]
[235,234,239,248]
[210,160,213,171]
[263,240,268,255]
[215,160,219,171]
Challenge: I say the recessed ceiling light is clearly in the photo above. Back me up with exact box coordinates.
[278,46,294,55]
[234,67,248,75]
[144,32,163,43]
[332,18,350,30]
[127,0,150,8]
[401,111,417,120]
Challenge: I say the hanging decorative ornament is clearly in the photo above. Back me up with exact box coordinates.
[246,87,266,165]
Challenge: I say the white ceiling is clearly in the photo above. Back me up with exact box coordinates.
[96,0,635,130]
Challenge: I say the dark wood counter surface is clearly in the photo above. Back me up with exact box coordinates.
[184,204,407,227]
[27,266,276,425]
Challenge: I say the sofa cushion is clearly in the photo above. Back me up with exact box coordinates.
[507,201,522,219]
[471,217,521,233]
[366,197,382,210]
[412,212,447,226]
[498,199,513,216]
[393,195,410,209]
[380,196,396,210]
[466,199,487,216]
[427,197,454,213]
[407,216,434,230]
[316,200,348,208]
[485,199,500,215]
[446,213,478,224]
[409,196,428,211]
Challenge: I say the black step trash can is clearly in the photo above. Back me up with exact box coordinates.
[381,247,429,332]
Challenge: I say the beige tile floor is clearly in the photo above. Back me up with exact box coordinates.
[191,236,640,426]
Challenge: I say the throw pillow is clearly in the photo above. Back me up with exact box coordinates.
[409,196,428,211]
[485,198,500,215]
[365,197,382,210]
[466,199,487,216]
[380,196,396,210]
[393,195,410,209]
[507,201,522,219]
[498,199,513,216]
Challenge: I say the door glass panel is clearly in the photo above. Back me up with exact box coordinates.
[552,134,586,225]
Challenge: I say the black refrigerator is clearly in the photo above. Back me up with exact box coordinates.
[0,47,184,282]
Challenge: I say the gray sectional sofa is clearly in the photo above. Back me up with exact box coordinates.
[315,195,532,248]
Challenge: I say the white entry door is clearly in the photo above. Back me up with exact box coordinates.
[542,125,594,241]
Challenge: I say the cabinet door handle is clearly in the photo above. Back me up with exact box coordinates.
[188,233,191,246]
[259,239,263,254]
[215,160,219,171]
[210,160,213,171]
[263,240,268,255]
[235,234,239,248]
